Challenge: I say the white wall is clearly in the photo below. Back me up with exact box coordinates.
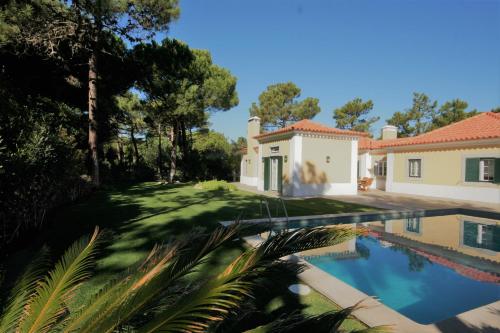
[390,182,500,204]
[289,136,357,197]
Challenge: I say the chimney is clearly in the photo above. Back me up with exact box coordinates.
[247,116,261,148]
[381,125,397,140]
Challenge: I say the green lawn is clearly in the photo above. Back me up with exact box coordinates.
[2,182,375,331]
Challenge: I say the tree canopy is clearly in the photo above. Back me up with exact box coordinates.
[387,93,479,137]
[249,82,320,129]
[333,98,379,133]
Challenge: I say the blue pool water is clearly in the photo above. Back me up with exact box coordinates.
[306,236,500,324]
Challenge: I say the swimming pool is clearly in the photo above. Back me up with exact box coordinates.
[302,214,500,325]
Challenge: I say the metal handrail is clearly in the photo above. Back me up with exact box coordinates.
[278,197,290,231]
[260,198,272,223]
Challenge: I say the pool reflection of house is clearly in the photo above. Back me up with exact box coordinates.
[370,215,500,263]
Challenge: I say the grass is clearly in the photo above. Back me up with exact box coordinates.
[1,182,376,331]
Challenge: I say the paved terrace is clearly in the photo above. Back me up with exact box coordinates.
[234,183,500,212]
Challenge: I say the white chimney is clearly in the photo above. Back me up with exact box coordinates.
[381,125,397,140]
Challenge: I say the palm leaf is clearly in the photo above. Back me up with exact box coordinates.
[138,225,362,333]
[136,275,253,333]
[0,247,49,333]
[17,227,101,333]
[75,223,240,333]
[265,301,393,333]
[221,226,363,280]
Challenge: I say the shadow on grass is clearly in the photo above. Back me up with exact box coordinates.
[0,182,371,331]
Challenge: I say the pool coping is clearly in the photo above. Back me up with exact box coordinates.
[224,209,500,333]
[220,207,500,227]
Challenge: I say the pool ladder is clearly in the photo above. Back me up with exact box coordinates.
[259,197,290,232]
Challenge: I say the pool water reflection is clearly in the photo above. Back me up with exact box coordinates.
[303,214,500,324]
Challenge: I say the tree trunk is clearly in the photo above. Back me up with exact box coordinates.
[88,49,99,186]
[131,126,140,165]
[169,121,178,183]
[157,123,163,180]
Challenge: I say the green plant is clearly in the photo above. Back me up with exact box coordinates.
[0,224,389,333]
[195,180,237,191]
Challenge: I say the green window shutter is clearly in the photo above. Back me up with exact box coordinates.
[277,156,283,194]
[465,158,480,182]
[264,157,270,191]
[494,158,500,184]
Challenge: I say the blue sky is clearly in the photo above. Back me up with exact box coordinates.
[162,0,500,140]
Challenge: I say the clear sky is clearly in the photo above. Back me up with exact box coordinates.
[163,0,500,140]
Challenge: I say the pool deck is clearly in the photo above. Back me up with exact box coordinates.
[241,232,500,333]
[234,183,500,212]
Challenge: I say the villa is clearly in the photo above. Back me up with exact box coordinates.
[240,112,500,204]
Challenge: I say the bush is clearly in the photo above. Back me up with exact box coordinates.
[194,180,236,191]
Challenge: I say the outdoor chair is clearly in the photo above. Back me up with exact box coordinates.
[358,177,373,191]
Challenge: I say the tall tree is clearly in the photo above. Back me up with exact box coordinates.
[333,98,379,133]
[386,111,413,137]
[1,0,180,186]
[135,40,238,182]
[115,92,146,165]
[407,92,438,135]
[250,82,320,129]
[430,99,477,130]
[387,92,437,137]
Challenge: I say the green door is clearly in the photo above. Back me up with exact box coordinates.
[263,157,270,191]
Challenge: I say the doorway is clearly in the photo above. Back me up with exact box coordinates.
[263,156,283,193]
[271,157,279,191]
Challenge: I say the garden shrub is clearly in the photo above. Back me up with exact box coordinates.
[194,180,236,191]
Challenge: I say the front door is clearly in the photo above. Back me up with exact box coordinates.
[271,157,279,191]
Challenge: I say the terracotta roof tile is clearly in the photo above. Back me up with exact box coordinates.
[254,119,370,140]
[359,112,500,150]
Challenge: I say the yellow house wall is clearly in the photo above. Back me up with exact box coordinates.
[301,136,352,184]
[261,139,291,184]
[393,147,500,186]
[387,216,500,262]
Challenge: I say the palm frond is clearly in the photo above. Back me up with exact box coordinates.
[18,227,101,333]
[265,301,392,333]
[221,226,363,280]
[136,275,253,333]
[75,223,240,333]
[0,247,50,333]
[259,226,365,262]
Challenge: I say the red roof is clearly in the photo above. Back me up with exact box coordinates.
[359,112,500,150]
[254,119,370,140]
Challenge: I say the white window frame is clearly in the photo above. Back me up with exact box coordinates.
[479,158,495,182]
[408,159,422,178]
[270,146,280,154]
[374,160,387,177]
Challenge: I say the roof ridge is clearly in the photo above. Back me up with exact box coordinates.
[485,111,500,120]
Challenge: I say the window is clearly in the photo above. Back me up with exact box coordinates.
[480,158,495,182]
[465,157,499,183]
[463,221,500,252]
[405,217,421,233]
[375,161,387,177]
[408,159,422,178]
[270,146,279,154]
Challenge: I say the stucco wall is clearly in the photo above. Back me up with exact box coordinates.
[261,139,291,184]
[389,215,499,262]
[393,147,500,187]
[300,136,352,184]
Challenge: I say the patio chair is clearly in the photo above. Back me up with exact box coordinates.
[358,177,373,191]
